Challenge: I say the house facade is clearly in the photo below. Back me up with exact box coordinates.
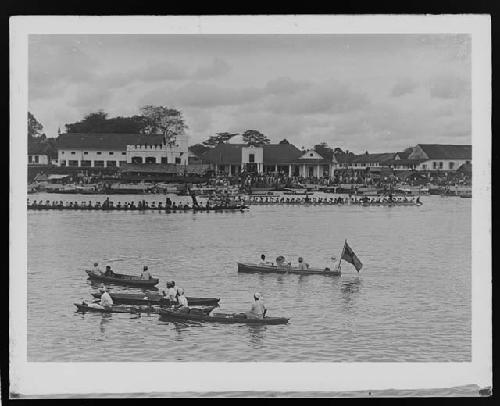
[201,143,337,178]
[28,142,50,165]
[56,133,189,168]
[408,144,472,171]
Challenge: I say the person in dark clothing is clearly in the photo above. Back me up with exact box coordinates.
[104,265,115,277]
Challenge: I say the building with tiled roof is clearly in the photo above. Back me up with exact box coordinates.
[201,143,337,178]
[56,132,188,168]
[408,144,471,171]
[28,141,51,165]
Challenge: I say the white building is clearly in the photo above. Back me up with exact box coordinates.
[56,133,189,168]
[408,144,471,171]
[28,142,51,165]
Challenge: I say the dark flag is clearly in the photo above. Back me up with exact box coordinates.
[341,240,363,271]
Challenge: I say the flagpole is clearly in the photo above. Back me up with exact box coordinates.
[336,240,346,272]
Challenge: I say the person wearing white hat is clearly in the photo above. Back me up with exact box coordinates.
[246,292,267,319]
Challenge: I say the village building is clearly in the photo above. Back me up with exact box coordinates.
[407,144,472,171]
[56,133,189,168]
[201,143,338,178]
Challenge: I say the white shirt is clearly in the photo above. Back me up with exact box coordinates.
[93,265,102,275]
[177,295,188,307]
[100,291,114,307]
[167,287,178,302]
[141,270,151,280]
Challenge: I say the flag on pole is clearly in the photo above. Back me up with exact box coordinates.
[341,240,363,271]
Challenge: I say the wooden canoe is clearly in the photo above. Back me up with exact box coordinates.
[74,302,216,314]
[159,308,289,325]
[237,262,341,276]
[85,270,159,287]
[91,292,221,306]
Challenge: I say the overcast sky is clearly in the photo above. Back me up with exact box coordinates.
[28,34,471,153]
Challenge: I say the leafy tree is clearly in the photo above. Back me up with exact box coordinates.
[279,138,290,144]
[202,132,238,147]
[189,143,211,156]
[65,111,148,134]
[65,111,108,133]
[28,112,44,140]
[140,105,187,145]
[242,129,270,146]
[314,142,334,159]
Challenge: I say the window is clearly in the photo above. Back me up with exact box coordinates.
[68,160,79,167]
[161,157,168,164]
[109,152,114,155]
[439,162,443,169]
[80,160,92,167]
[422,164,427,170]
[28,155,32,163]
[94,160,104,167]
[107,161,116,167]
[175,157,181,164]
[61,151,65,155]
[71,151,76,155]
[119,161,127,166]
[145,157,156,164]
[122,152,126,155]
[433,162,437,169]
[97,152,102,155]
[84,151,88,155]
[449,162,455,170]
[34,155,39,163]
[310,153,314,157]
[249,154,255,163]
[60,160,66,166]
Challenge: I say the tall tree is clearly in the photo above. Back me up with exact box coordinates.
[65,111,147,134]
[202,132,238,147]
[28,112,44,140]
[242,129,270,146]
[314,142,334,159]
[189,143,211,156]
[140,105,187,145]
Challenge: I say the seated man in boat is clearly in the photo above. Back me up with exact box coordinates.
[176,288,189,312]
[163,281,178,303]
[141,265,152,280]
[259,254,272,266]
[87,285,114,310]
[92,262,103,275]
[104,265,115,277]
[297,257,307,270]
[276,255,289,269]
[246,292,267,319]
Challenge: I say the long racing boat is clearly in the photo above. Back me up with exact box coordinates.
[85,270,159,287]
[237,262,341,276]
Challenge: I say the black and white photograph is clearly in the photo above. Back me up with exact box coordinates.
[9,15,491,397]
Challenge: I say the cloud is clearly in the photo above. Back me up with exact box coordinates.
[191,58,231,79]
[267,79,368,115]
[390,78,418,97]
[265,77,311,95]
[428,75,469,99]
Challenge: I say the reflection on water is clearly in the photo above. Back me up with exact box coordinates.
[247,325,267,349]
[27,193,471,362]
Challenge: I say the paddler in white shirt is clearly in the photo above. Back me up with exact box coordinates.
[99,286,114,308]
[176,288,189,308]
[141,265,151,280]
[93,262,103,275]
[246,292,267,319]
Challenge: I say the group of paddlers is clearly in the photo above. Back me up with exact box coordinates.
[245,195,421,205]
[27,198,247,211]
[88,262,268,319]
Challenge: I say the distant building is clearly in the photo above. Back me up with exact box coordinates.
[28,142,51,165]
[201,143,337,178]
[56,133,189,168]
[408,144,471,171]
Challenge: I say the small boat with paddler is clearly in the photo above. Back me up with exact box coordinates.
[159,308,289,325]
[85,270,159,287]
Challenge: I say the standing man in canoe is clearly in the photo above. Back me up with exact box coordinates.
[246,292,267,319]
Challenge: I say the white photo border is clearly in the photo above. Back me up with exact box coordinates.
[9,15,491,396]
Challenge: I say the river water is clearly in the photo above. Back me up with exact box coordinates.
[27,193,471,362]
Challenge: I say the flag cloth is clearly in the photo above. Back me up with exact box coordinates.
[341,241,363,271]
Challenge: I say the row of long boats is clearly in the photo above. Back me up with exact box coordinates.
[245,197,423,206]
[28,201,249,212]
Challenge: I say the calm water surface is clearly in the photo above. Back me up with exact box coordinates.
[27,193,471,362]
